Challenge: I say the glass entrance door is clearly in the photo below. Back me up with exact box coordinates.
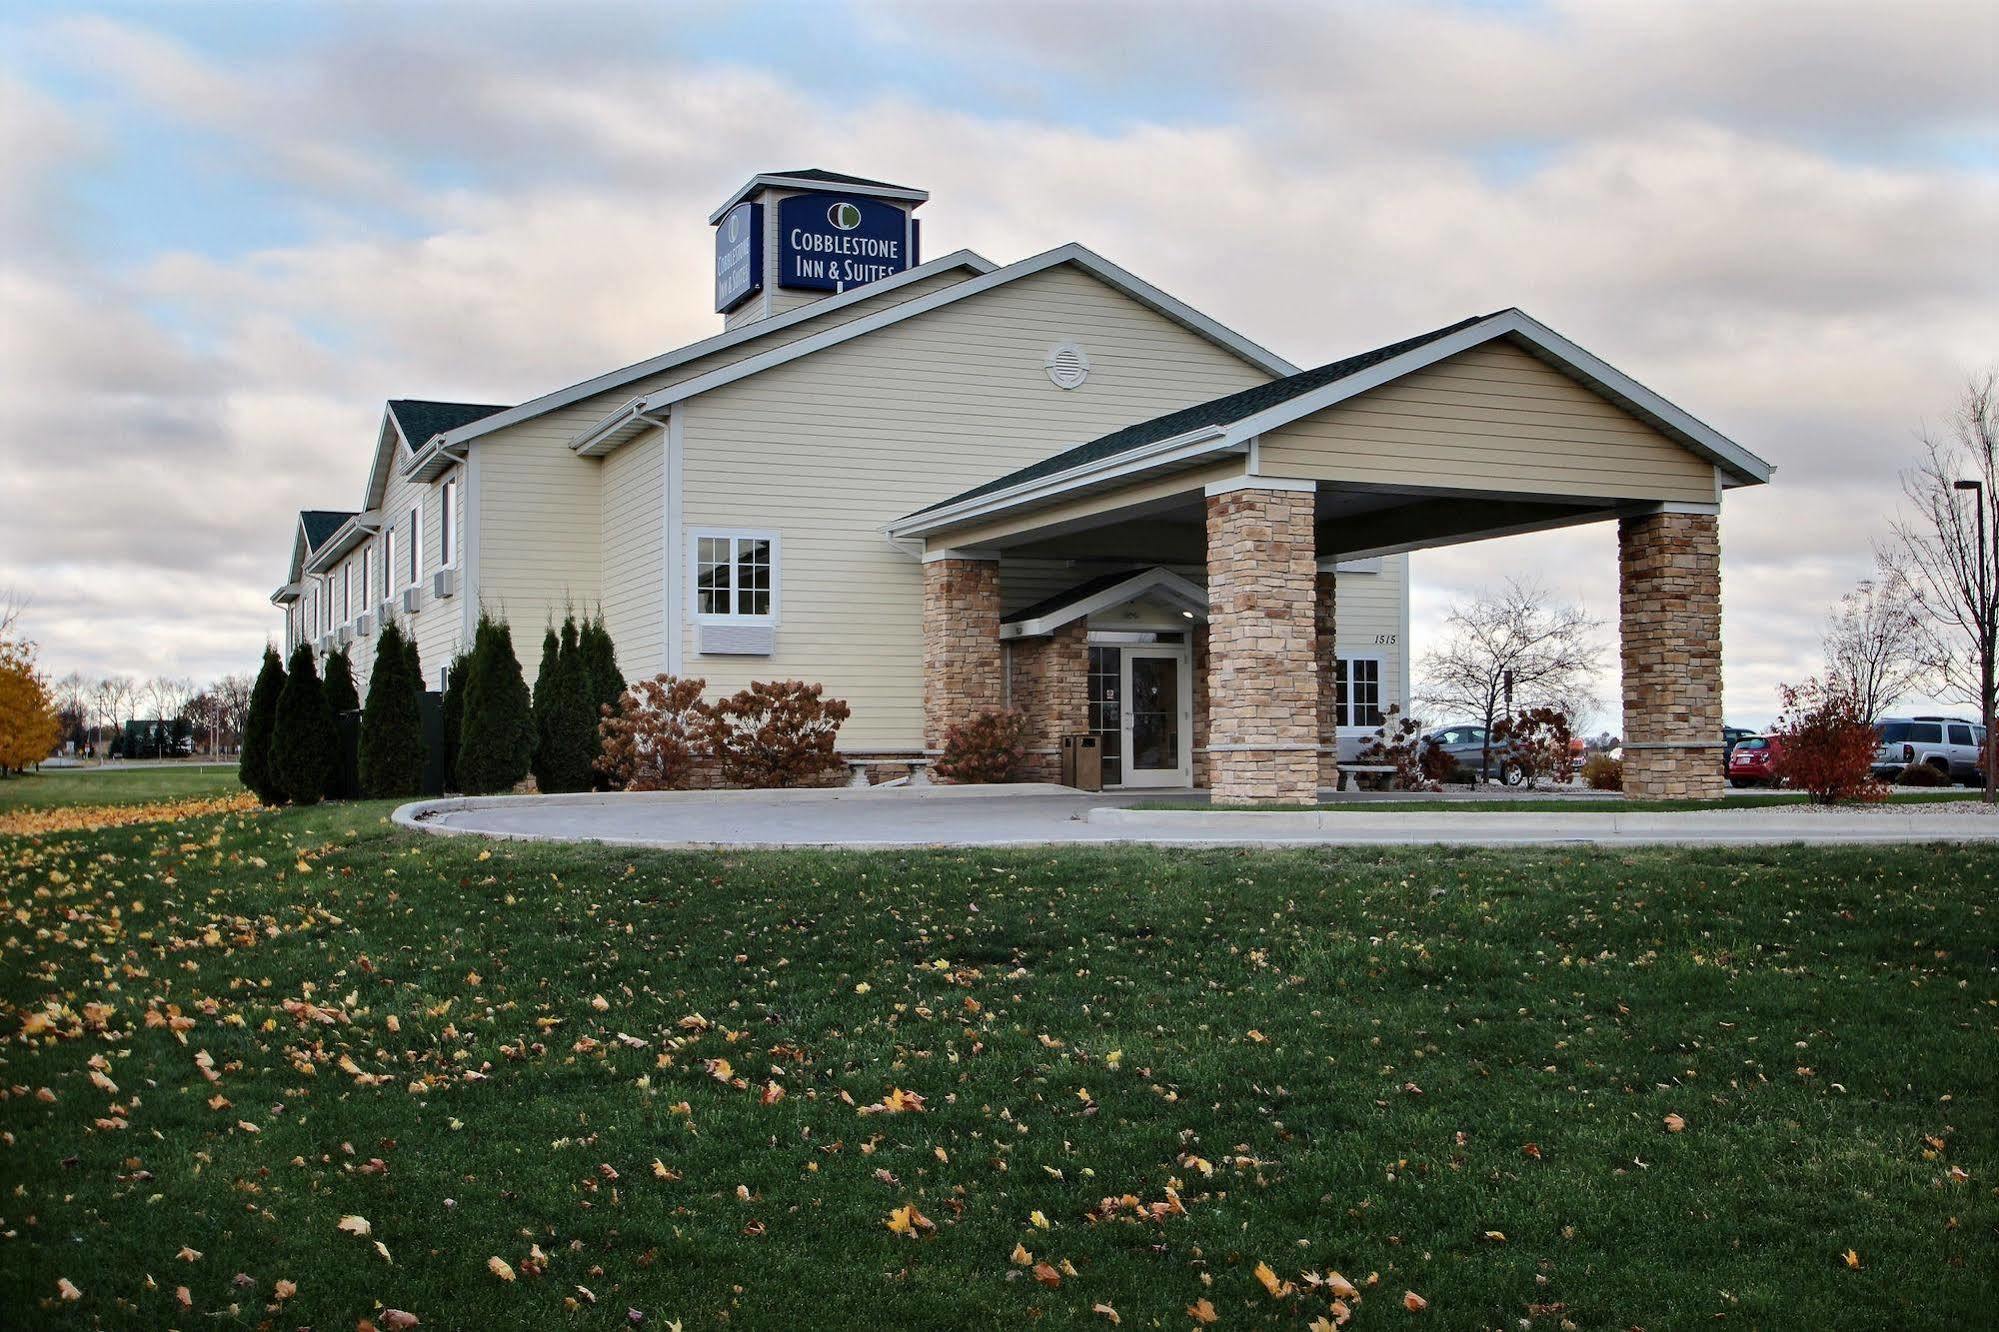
[1120,648,1191,788]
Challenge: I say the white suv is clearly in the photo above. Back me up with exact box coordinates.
[1873,716,1987,783]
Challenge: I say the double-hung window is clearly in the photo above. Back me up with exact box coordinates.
[384,529,398,596]
[407,505,421,586]
[439,479,456,567]
[360,547,372,606]
[341,563,351,623]
[691,530,777,622]
[1331,657,1384,729]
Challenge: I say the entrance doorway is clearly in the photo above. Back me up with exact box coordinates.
[1087,631,1195,790]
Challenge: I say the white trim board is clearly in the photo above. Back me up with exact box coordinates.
[576,243,1301,456]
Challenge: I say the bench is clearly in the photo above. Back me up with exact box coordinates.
[1333,763,1398,792]
[845,758,934,789]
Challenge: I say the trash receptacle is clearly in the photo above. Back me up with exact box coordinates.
[1061,734,1103,792]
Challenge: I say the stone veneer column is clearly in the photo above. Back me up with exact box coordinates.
[1315,569,1340,790]
[1008,620,1090,782]
[922,556,1002,751]
[1205,484,1320,805]
[1619,510,1724,799]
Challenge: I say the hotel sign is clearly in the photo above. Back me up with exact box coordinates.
[713,200,763,313]
[776,193,910,293]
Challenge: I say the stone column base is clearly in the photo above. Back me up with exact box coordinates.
[1211,748,1320,804]
[1622,743,1726,799]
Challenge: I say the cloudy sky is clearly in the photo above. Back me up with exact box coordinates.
[1,0,1993,727]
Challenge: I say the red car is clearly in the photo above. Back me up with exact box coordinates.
[1727,734,1784,788]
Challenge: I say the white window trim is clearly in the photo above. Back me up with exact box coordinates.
[384,528,398,596]
[1334,654,1386,731]
[687,528,780,625]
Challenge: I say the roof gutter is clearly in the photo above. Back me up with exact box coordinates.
[884,425,1236,541]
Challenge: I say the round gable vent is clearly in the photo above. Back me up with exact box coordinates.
[1045,342,1090,390]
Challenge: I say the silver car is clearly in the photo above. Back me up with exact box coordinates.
[1873,716,1987,783]
[1423,724,1524,785]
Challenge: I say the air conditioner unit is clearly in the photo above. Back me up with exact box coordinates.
[401,586,421,614]
[432,568,456,599]
[696,622,776,656]
[317,634,334,654]
[337,626,354,647]
[355,612,373,637]
[378,600,395,625]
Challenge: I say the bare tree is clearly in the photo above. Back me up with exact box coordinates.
[1822,573,1927,723]
[98,676,138,756]
[1416,578,1604,781]
[213,674,254,752]
[1878,371,1999,801]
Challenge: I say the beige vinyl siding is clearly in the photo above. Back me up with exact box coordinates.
[599,432,665,677]
[1331,554,1409,722]
[1257,342,1720,505]
[678,263,1276,749]
[469,269,977,626]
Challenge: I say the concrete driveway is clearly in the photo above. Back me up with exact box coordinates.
[395,783,1999,850]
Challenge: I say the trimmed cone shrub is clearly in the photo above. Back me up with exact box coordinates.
[530,626,562,791]
[704,680,851,788]
[581,615,626,788]
[457,613,535,795]
[440,649,473,788]
[270,643,338,806]
[240,645,286,805]
[359,620,425,798]
[323,649,360,715]
[597,674,709,791]
[532,616,597,794]
[935,707,1029,783]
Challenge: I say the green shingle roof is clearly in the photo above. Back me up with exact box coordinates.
[299,510,354,552]
[911,314,1495,517]
[387,399,509,448]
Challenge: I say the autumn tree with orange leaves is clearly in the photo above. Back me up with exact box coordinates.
[0,592,61,774]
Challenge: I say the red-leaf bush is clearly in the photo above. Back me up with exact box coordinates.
[596,674,710,791]
[1770,679,1884,804]
[1355,706,1441,791]
[934,707,1029,784]
[1492,707,1574,788]
[703,680,852,788]
[1581,752,1623,791]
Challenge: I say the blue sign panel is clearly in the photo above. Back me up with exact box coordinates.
[776,193,910,293]
[714,200,763,313]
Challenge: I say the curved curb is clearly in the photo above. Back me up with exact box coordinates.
[390,783,1085,845]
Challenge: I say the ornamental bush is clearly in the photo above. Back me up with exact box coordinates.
[597,674,710,791]
[323,648,361,715]
[359,620,425,798]
[1355,706,1440,791]
[935,707,1029,784]
[1771,679,1884,805]
[1492,707,1575,788]
[1581,752,1623,791]
[532,616,598,794]
[1894,756,1951,786]
[704,680,851,788]
[456,613,535,795]
[269,643,338,806]
[239,646,286,804]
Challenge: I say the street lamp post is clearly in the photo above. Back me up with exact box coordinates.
[1954,479,1992,804]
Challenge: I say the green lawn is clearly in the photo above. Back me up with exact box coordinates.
[0,764,242,811]
[1139,791,1984,813]
[2,802,1993,1328]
